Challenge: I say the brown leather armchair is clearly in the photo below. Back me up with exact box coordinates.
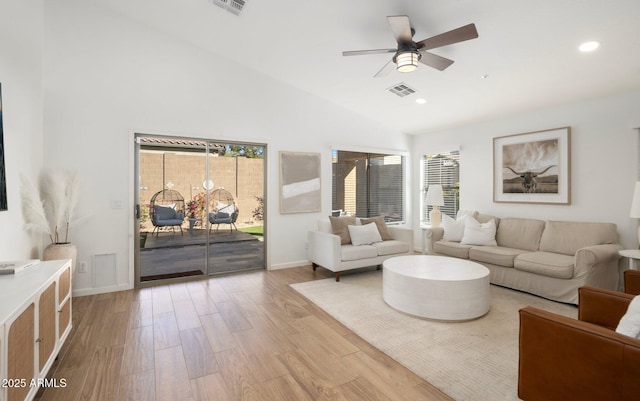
[518,286,640,401]
[624,269,640,295]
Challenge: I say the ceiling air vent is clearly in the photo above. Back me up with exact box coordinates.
[387,83,417,98]
[210,0,247,16]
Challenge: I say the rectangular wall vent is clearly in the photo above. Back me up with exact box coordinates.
[387,83,417,97]
[93,253,117,288]
[210,0,247,16]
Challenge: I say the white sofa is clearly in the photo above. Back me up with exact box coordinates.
[308,217,413,281]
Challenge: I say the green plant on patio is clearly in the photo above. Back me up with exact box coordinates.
[252,195,263,222]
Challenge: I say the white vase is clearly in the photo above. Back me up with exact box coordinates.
[43,242,77,273]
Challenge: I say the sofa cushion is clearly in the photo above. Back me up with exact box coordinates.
[476,213,500,228]
[329,215,356,245]
[469,246,530,268]
[539,221,618,256]
[434,241,472,259]
[360,216,393,240]
[514,251,575,279]
[348,223,382,246]
[496,218,545,252]
[461,217,497,246]
[372,240,409,256]
[341,244,378,261]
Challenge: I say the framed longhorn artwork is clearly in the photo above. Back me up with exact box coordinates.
[493,127,571,205]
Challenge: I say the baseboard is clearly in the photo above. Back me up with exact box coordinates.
[73,283,132,297]
[269,260,310,270]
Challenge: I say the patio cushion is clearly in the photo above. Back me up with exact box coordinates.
[154,205,177,220]
[209,212,233,224]
[154,217,184,226]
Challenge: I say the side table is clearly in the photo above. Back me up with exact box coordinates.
[188,218,201,234]
[619,249,640,270]
[421,225,431,254]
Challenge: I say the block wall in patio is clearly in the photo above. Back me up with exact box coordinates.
[139,151,264,232]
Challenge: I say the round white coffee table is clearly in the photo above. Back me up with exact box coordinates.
[383,255,490,321]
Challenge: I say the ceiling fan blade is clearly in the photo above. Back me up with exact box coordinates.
[416,23,478,51]
[373,59,395,78]
[387,15,413,44]
[419,51,455,71]
[342,49,396,57]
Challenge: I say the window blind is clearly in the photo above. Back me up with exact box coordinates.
[332,150,405,223]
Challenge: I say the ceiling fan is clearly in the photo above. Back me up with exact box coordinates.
[342,15,479,78]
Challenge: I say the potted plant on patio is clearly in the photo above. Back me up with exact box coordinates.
[20,170,82,270]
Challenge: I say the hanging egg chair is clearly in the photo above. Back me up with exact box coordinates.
[149,189,186,235]
[208,187,239,232]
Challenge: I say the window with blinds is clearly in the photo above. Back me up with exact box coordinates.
[422,151,460,223]
[332,150,405,223]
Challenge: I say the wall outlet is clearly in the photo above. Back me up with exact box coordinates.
[79,262,88,273]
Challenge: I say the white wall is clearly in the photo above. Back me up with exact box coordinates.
[43,0,411,294]
[412,91,640,250]
[0,0,43,259]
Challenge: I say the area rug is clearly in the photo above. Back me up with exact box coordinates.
[291,271,577,401]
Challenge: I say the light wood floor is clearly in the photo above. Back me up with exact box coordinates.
[36,266,454,401]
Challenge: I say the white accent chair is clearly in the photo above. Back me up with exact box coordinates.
[308,218,414,281]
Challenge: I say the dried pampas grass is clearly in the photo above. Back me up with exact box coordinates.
[21,170,81,244]
[20,174,52,243]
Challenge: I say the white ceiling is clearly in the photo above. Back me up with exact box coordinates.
[88,0,640,134]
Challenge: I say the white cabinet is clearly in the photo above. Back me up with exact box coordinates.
[0,260,72,401]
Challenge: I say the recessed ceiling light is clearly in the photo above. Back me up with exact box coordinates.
[579,41,600,52]
[416,98,427,104]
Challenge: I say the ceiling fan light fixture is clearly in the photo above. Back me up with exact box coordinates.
[395,50,420,73]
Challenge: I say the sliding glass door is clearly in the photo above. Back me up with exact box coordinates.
[206,143,265,275]
[134,134,266,285]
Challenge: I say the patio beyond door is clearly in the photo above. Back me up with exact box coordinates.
[135,135,266,284]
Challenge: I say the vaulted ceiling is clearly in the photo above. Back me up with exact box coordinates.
[88,0,640,134]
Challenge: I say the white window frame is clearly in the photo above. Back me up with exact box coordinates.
[421,150,460,224]
[332,146,409,224]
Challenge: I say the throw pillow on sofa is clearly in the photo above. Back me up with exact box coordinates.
[442,214,467,242]
[616,295,640,339]
[360,215,393,240]
[460,217,497,246]
[348,223,383,246]
[329,215,356,245]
